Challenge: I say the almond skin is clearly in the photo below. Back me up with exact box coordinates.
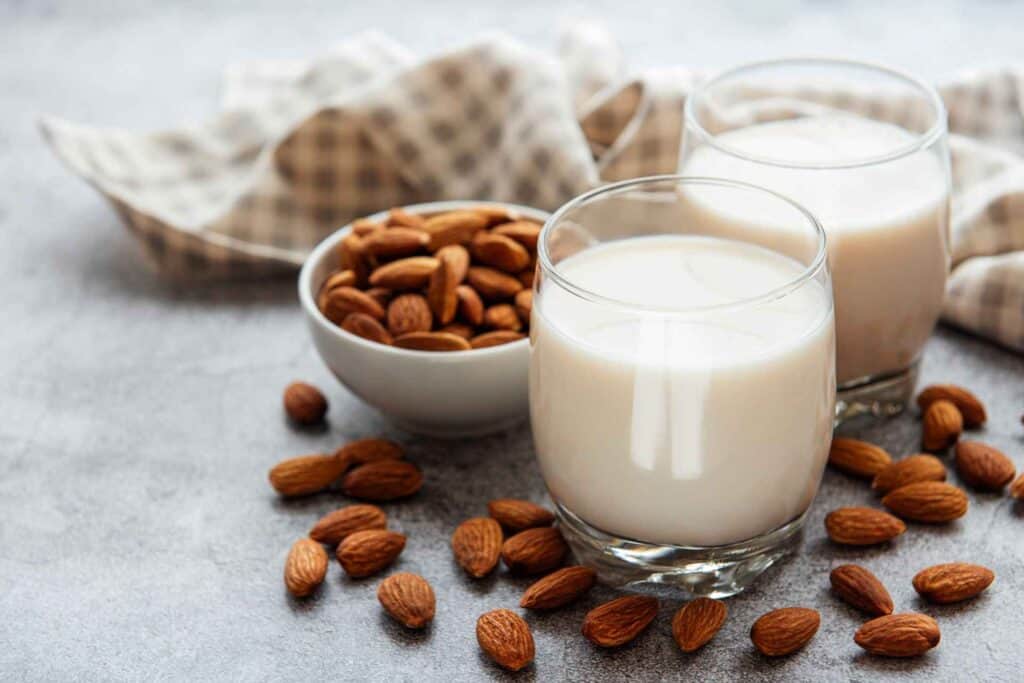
[912,562,995,604]
[441,323,474,340]
[451,517,503,578]
[582,595,659,648]
[268,453,347,497]
[955,441,1016,491]
[341,460,423,501]
[335,438,404,470]
[501,527,568,575]
[377,572,435,628]
[922,399,963,451]
[470,331,525,349]
[369,256,439,290]
[426,246,463,324]
[871,454,946,493]
[1010,473,1024,499]
[824,507,906,546]
[750,607,820,657]
[882,481,968,523]
[386,207,426,229]
[284,538,329,597]
[362,226,429,258]
[321,286,386,324]
[321,269,357,294]
[421,210,488,251]
[672,598,728,653]
[455,284,484,325]
[387,293,433,337]
[310,504,387,545]
[336,529,406,578]
[917,384,986,427]
[854,613,940,657]
[476,609,535,672]
[393,331,472,352]
[493,220,541,249]
[471,232,531,273]
[341,312,393,345]
[466,266,524,300]
[338,233,370,286]
[483,304,522,331]
[830,565,894,616]
[514,289,532,323]
[434,244,470,282]
[283,381,328,425]
[828,438,892,478]
[520,566,596,610]
[488,499,555,531]
[351,218,382,236]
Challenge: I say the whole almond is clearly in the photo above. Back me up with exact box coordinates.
[520,566,596,610]
[310,504,387,545]
[955,441,1016,491]
[362,226,429,259]
[441,323,474,340]
[488,499,555,531]
[386,207,426,229]
[321,286,386,324]
[364,287,393,308]
[922,399,962,451]
[750,607,820,656]
[341,460,423,501]
[321,269,357,294]
[421,210,488,251]
[473,205,515,226]
[434,244,469,282]
[471,232,531,273]
[476,609,535,672]
[483,304,522,331]
[467,266,524,300]
[284,538,329,597]
[387,293,433,337]
[369,256,439,290]
[582,595,659,648]
[351,218,383,236]
[456,285,485,325]
[339,233,370,286]
[912,562,995,604]
[451,517,503,578]
[341,312,393,345]
[470,331,525,349]
[882,481,968,523]
[672,598,728,653]
[830,565,894,616]
[283,381,328,425]
[1010,473,1024,499]
[493,220,541,249]
[872,454,946,493]
[377,572,435,628]
[336,438,404,470]
[854,613,940,657]
[501,526,568,575]
[268,453,347,497]
[336,529,406,578]
[828,437,892,479]
[917,384,986,427]
[824,507,906,546]
[518,268,535,289]
[514,289,532,323]
[394,331,472,352]
[426,247,463,324]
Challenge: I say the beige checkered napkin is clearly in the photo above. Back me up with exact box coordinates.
[40,27,1024,353]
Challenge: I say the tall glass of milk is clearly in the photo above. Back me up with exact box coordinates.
[680,59,951,421]
[530,176,835,597]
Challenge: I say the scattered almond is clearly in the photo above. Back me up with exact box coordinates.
[520,566,596,610]
[917,384,986,427]
[955,441,1016,491]
[369,256,439,290]
[476,609,535,672]
[394,331,473,352]
[501,526,568,575]
[377,572,435,628]
[871,454,946,493]
[336,529,406,578]
[341,312,393,345]
[283,381,328,425]
[268,453,347,497]
[922,399,962,451]
[284,538,329,597]
[882,481,968,523]
[854,613,940,657]
[829,565,893,616]
[336,438,404,470]
[672,598,728,653]
[824,507,906,546]
[341,460,423,501]
[912,562,995,604]
[470,330,525,349]
[828,437,892,479]
[487,499,555,531]
[387,293,433,337]
[750,607,820,657]
[451,517,503,578]
[310,504,387,545]
[582,595,659,648]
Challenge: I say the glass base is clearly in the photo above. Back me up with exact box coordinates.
[555,504,806,598]
[835,361,919,425]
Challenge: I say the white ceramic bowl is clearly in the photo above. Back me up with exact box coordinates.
[299,200,547,438]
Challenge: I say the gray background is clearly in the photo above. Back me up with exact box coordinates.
[2,1,1024,680]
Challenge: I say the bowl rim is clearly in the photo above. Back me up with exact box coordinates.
[299,200,546,360]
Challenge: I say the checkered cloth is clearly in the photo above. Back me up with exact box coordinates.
[40,25,1024,353]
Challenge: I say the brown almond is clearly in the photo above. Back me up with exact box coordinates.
[341,460,423,501]
[488,499,555,531]
[386,207,426,229]
[435,244,469,283]
[451,517,503,578]
[520,566,596,610]
[268,453,347,497]
[922,399,962,451]
[283,538,329,597]
[351,218,383,236]
[364,287,393,308]
[471,232,531,273]
[824,507,906,546]
[470,331,525,349]
[828,437,892,479]
[394,331,472,352]
[830,564,894,616]
[955,441,1016,491]
[336,438,404,470]
[456,285,484,325]
[854,613,940,657]
[341,312,393,345]
[917,384,986,427]
[473,205,515,226]
[426,246,464,324]
[336,529,406,578]
[871,454,946,493]
[501,526,568,575]
[321,286,386,324]
[310,504,387,545]
[518,267,535,288]
[377,572,435,628]
[339,233,370,286]
[1010,473,1024,499]
[493,220,541,250]
[476,609,535,672]
[882,481,968,523]
[387,294,433,337]
[441,323,474,340]
[369,256,439,290]
[321,269,357,293]
[362,227,429,259]
[283,381,328,425]
[514,289,532,323]
[582,595,659,648]
[750,607,820,656]
[912,562,995,604]
[672,598,728,653]
[483,304,522,332]
[421,210,488,251]
[467,266,523,300]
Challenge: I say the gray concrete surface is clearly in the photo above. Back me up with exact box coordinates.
[2,1,1024,681]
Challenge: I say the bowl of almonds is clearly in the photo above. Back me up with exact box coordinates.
[299,200,546,437]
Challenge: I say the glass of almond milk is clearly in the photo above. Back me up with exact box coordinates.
[680,59,951,421]
[530,176,835,597]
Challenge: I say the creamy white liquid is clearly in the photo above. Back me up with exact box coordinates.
[681,115,949,384]
[530,235,835,546]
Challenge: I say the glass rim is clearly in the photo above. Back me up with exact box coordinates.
[683,57,948,170]
[537,175,829,316]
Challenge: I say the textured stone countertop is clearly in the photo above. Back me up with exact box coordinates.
[2,1,1023,680]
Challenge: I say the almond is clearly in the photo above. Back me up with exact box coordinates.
[434,244,469,282]
[473,205,515,226]
[476,609,535,672]
[351,218,383,236]
[882,481,968,523]
[441,323,474,340]
[369,256,439,290]
[310,504,387,545]
[501,526,568,575]
[955,441,1016,491]
[493,220,541,249]
[339,233,370,286]
[1010,473,1024,499]
[421,210,488,251]
[488,499,555,531]
[283,538,329,597]
[451,517,503,578]
[268,453,346,497]
[336,529,406,578]
[518,267,535,288]
[362,227,429,259]
[520,566,596,610]
[582,595,659,647]
[321,286,386,324]
[750,607,820,656]
[471,232,531,273]
[672,598,727,653]
[336,438,404,470]
[922,399,962,451]
[426,246,463,324]
[377,572,435,628]
[854,613,940,657]
[824,507,906,546]
[394,331,472,352]
[341,460,423,501]
[514,289,532,323]
[386,207,426,229]
[321,269,357,293]
[912,562,994,604]
[470,331,525,349]
[917,384,986,427]
[829,565,893,616]
[828,437,892,479]
[483,304,522,331]
[341,312,393,345]
[364,287,393,308]
[283,381,328,425]
[387,293,433,337]
[466,266,523,300]
[456,285,484,325]
[871,454,946,493]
